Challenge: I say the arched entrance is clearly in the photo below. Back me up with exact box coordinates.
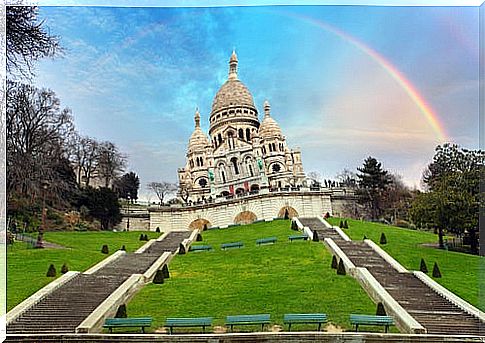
[234,211,257,225]
[250,184,260,191]
[278,206,299,219]
[189,218,211,231]
[235,188,245,195]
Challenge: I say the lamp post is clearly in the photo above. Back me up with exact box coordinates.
[126,195,130,231]
[36,181,49,248]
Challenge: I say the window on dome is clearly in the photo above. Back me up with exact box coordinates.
[269,144,273,152]
[244,110,248,114]
[246,128,251,141]
[218,133,222,144]
[272,143,276,152]
[238,129,244,139]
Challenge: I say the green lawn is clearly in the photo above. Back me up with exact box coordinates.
[7,230,159,311]
[327,218,484,311]
[127,220,378,332]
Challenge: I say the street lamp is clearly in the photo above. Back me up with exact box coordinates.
[36,181,49,248]
[126,195,130,231]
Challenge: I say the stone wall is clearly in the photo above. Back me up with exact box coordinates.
[149,189,337,231]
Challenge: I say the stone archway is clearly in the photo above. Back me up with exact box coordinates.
[234,211,257,225]
[189,218,211,231]
[278,206,299,219]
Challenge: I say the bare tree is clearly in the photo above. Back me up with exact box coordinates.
[69,134,99,187]
[7,6,62,79]
[97,142,126,188]
[7,81,74,201]
[147,181,177,204]
[307,171,322,187]
[336,168,358,188]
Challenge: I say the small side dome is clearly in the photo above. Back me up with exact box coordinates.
[258,100,282,138]
[188,109,209,152]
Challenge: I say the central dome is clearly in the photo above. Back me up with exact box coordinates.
[211,79,255,114]
[208,51,259,135]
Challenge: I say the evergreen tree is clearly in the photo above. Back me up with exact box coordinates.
[61,263,69,274]
[432,262,442,278]
[380,233,387,245]
[356,157,392,219]
[153,270,164,284]
[115,304,127,318]
[337,259,346,275]
[46,264,56,277]
[331,255,338,269]
[420,258,428,273]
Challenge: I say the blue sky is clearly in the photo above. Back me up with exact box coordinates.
[35,5,479,200]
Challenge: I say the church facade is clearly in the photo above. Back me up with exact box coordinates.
[177,52,306,202]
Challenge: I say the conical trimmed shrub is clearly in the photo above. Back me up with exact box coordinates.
[153,269,164,284]
[312,231,319,242]
[432,262,442,278]
[115,304,127,318]
[139,233,144,241]
[363,235,367,240]
[155,227,161,233]
[101,245,109,254]
[46,264,56,277]
[144,234,149,241]
[179,243,186,255]
[120,245,126,251]
[339,220,344,228]
[380,233,387,245]
[420,258,428,273]
[337,259,346,275]
[343,220,349,229]
[61,263,69,274]
[196,233,203,242]
[162,264,170,279]
[331,255,338,269]
[376,302,386,316]
[291,220,298,231]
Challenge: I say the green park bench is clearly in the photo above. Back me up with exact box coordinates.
[225,314,271,332]
[256,237,277,245]
[221,242,244,250]
[283,313,328,331]
[103,317,152,333]
[288,234,308,242]
[189,245,213,252]
[349,314,394,333]
[165,317,213,334]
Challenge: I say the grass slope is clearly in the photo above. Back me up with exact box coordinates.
[327,218,484,310]
[7,231,159,311]
[127,220,377,332]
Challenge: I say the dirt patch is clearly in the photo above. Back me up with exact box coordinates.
[325,323,344,333]
[213,325,226,334]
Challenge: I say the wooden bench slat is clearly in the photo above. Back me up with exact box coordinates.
[103,317,152,333]
[349,314,394,333]
[189,245,213,252]
[165,317,213,334]
[221,242,244,249]
[256,237,277,245]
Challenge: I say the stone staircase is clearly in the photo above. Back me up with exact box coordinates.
[7,231,191,334]
[298,217,484,336]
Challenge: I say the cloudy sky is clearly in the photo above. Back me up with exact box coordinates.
[35,4,479,200]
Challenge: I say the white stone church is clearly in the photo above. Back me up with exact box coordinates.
[178,51,306,202]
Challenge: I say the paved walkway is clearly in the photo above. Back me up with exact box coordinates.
[7,231,191,334]
[299,217,484,336]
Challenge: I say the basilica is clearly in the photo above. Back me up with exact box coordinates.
[177,51,306,201]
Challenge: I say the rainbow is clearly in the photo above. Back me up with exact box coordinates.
[275,10,449,143]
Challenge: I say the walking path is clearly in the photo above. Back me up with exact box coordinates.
[7,231,191,334]
[298,217,484,336]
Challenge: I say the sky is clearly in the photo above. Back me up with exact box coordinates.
[34,4,480,201]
